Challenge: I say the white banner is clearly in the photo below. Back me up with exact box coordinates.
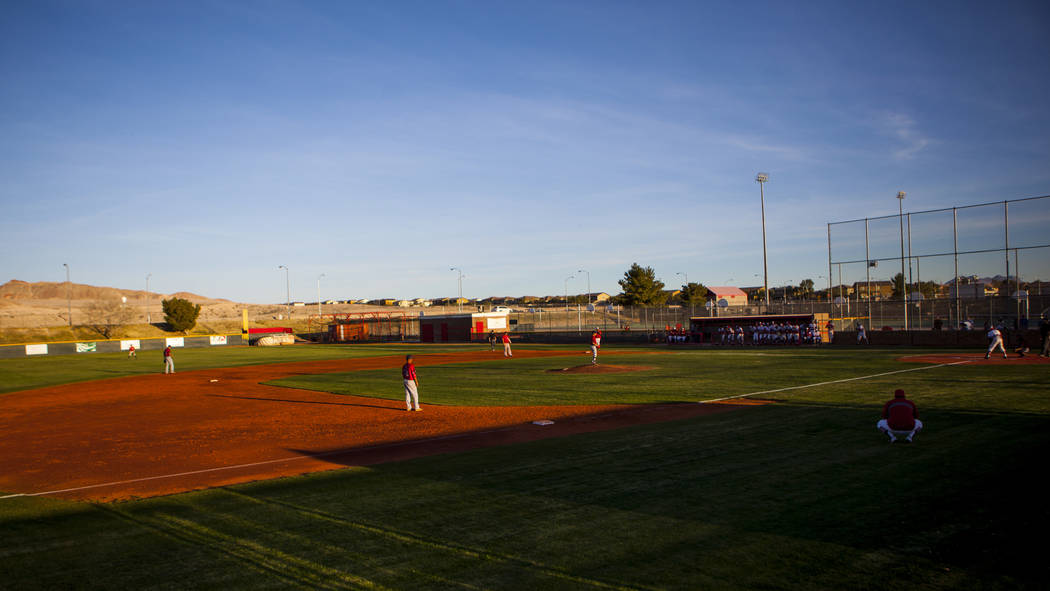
[488,318,507,329]
[75,342,97,353]
[120,339,140,351]
[209,335,227,345]
[25,344,48,355]
[165,337,185,347]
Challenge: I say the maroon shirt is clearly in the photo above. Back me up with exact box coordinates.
[402,362,416,381]
[164,346,172,358]
[882,398,918,430]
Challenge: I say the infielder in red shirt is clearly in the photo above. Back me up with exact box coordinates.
[502,332,512,357]
[590,328,601,365]
[877,389,922,443]
[402,355,421,411]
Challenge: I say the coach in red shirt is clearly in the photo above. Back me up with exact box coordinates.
[877,389,923,443]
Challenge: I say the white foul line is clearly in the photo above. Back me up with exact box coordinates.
[0,426,520,501]
[699,360,972,404]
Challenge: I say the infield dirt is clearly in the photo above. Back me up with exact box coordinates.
[0,349,746,502]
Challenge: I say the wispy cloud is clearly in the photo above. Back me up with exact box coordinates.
[883,113,931,160]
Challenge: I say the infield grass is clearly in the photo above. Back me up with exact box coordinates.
[1,346,1047,589]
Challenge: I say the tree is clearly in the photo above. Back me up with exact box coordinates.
[618,263,667,306]
[85,299,134,339]
[891,273,906,299]
[679,282,707,306]
[798,279,815,299]
[162,297,201,332]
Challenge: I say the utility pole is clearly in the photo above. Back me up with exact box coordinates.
[146,273,152,324]
[63,263,72,327]
[756,173,770,309]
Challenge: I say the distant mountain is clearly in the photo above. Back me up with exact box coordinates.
[0,280,229,304]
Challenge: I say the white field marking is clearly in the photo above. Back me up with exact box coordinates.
[0,424,531,501]
[699,360,973,404]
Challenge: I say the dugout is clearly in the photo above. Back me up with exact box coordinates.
[420,312,509,343]
[689,313,829,343]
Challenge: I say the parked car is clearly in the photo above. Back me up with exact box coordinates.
[492,306,513,313]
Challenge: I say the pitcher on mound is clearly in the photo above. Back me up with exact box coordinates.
[590,328,602,365]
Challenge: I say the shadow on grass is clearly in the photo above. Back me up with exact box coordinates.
[283,403,1050,585]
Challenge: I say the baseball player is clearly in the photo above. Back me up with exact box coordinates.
[163,345,174,374]
[985,327,1007,359]
[127,344,136,359]
[402,354,421,411]
[877,389,923,443]
[590,328,601,365]
[502,332,513,357]
[856,322,868,345]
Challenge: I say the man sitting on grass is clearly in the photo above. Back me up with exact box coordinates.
[877,389,923,443]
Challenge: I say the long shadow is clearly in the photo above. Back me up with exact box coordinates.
[280,403,1050,585]
[205,393,399,412]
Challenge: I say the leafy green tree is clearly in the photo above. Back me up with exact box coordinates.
[162,297,201,332]
[618,263,667,306]
[891,273,906,299]
[798,279,815,299]
[679,282,707,306]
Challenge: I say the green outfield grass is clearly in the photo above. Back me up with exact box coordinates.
[270,348,1050,413]
[1,346,1047,589]
[0,343,481,394]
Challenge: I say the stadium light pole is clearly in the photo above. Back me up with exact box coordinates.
[677,272,691,315]
[278,265,290,320]
[450,267,463,312]
[146,273,152,324]
[564,275,574,312]
[63,263,71,327]
[577,269,590,306]
[897,191,908,331]
[317,273,325,317]
[756,173,770,309]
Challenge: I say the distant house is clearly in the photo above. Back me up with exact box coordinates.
[852,281,894,300]
[706,286,748,306]
[377,299,397,306]
[948,282,999,299]
[585,292,611,303]
[396,300,413,307]
[413,298,432,307]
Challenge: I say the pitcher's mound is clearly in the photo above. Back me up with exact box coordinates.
[547,364,654,374]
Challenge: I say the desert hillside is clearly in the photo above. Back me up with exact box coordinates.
[0,279,442,337]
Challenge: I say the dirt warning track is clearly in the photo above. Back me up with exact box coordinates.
[0,349,741,502]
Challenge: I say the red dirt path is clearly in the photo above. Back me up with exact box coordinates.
[0,350,744,503]
[898,352,1050,365]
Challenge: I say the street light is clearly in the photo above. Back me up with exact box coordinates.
[62,263,71,327]
[677,272,692,315]
[756,173,770,309]
[278,265,290,320]
[317,273,326,317]
[577,269,591,306]
[450,267,463,312]
[897,191,908,330]
[146,273,152,324]
[564,275,575,312]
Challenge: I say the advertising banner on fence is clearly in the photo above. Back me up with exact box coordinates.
[209,335,227,345]
[25,344,48,355]
[165,337,185,348]
[75,342,97,353]
[120,339,140,351]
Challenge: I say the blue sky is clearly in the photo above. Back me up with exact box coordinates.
[2,1,1048,303]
